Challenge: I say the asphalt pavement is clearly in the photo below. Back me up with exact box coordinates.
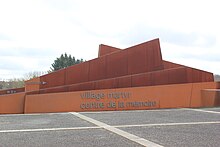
[0,107,220,147]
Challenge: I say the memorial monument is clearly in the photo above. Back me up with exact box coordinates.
[0,38,219,114]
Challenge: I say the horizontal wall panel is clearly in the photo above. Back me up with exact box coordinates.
[0,92,25,114]
[163,60,184,69]
[127,45,147,74]
[131,73,152,87]
[89,56,106,81]
[0,87,25,95]
[95,78,118,90]
[65,62,90,85]
[24,82,218,113]
[186,68,214,83]
[78,82,96,91]
[127,38,163,74]
[106,50,128,78]
[40,69,66,89]
[117,76,132,88]
[68,82,95,92]
[152,70,169,85]
[39,86,67,94]
[168,68,187,84]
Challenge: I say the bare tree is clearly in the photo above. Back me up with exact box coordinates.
[23,71,47,81]
[214,74,220,81]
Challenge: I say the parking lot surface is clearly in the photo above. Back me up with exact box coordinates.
[0,107,220,147]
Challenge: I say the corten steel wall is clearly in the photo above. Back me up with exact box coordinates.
[65,61,90,85]
[88,56,107,81]
[68,82,96,92]
[106,49,128,78]
[186,68,214,82]
[40,68,66,89]
[0,92,25,114]
[163,60,185,69]
[25,77,40,92]
[190,82,219,107]
[201,89,220,107]
[95,78,118,90]
[0,87,25,95]
[39,86,68,94]
[0,82,218,114]
[126,39,163,74]
[27,38,213,93]
[98,44,121,57]
[24,82,219,113]
[163,61,214,82]
[38,38,164,89]
[29,67,214,95]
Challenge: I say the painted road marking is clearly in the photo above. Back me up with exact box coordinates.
[80,108,186,114]
[0,113,43,117]
[114,121,220,128]
[0,121,220,133]
[70,112,164,147]
[0,112,68,117]
[0,126,100,133]
[211,107,220,109]
[184,108,220,114]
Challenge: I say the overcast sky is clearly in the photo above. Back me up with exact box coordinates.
[0,0,219,80]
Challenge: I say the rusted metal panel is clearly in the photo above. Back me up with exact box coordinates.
[117,76,132,88]
[95,78,118,90]
[65,61,90,85]
[106,50,128,78]
[98,44,121,57]
[88,56,107,81]
[40,69,66,89]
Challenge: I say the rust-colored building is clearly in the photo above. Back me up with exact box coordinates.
[0,38,219,114]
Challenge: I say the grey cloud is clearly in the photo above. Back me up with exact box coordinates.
[175,52,220,62]
[119,25,216,48]
[164,31,216,48]
[0,47,58,73]
[0,47,58,57]
[38,57,53,68]
[0,57,24,70]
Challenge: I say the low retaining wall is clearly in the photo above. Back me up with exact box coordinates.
[24,82,219,113]
[201,89,220,107]
[0,82,219,114]
[0,92,25,114]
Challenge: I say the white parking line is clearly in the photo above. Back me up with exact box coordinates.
[184,108,220,114]
[0,112,68,117]
[70,112,163,147]
[80,108,186,114]
[114,121,220,128]
[0,126,100,133]
[209,107,220,109]
[1,121,220,134]
[0,113,43,117]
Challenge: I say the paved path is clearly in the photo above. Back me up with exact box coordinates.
[0,107,220,147]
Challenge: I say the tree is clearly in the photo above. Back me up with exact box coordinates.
[0,79,24,89]
[214,74,220,81]
[0,71,46,90]
[50,53,84,71]
[0,82,3,89]
[23,71,46,81]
